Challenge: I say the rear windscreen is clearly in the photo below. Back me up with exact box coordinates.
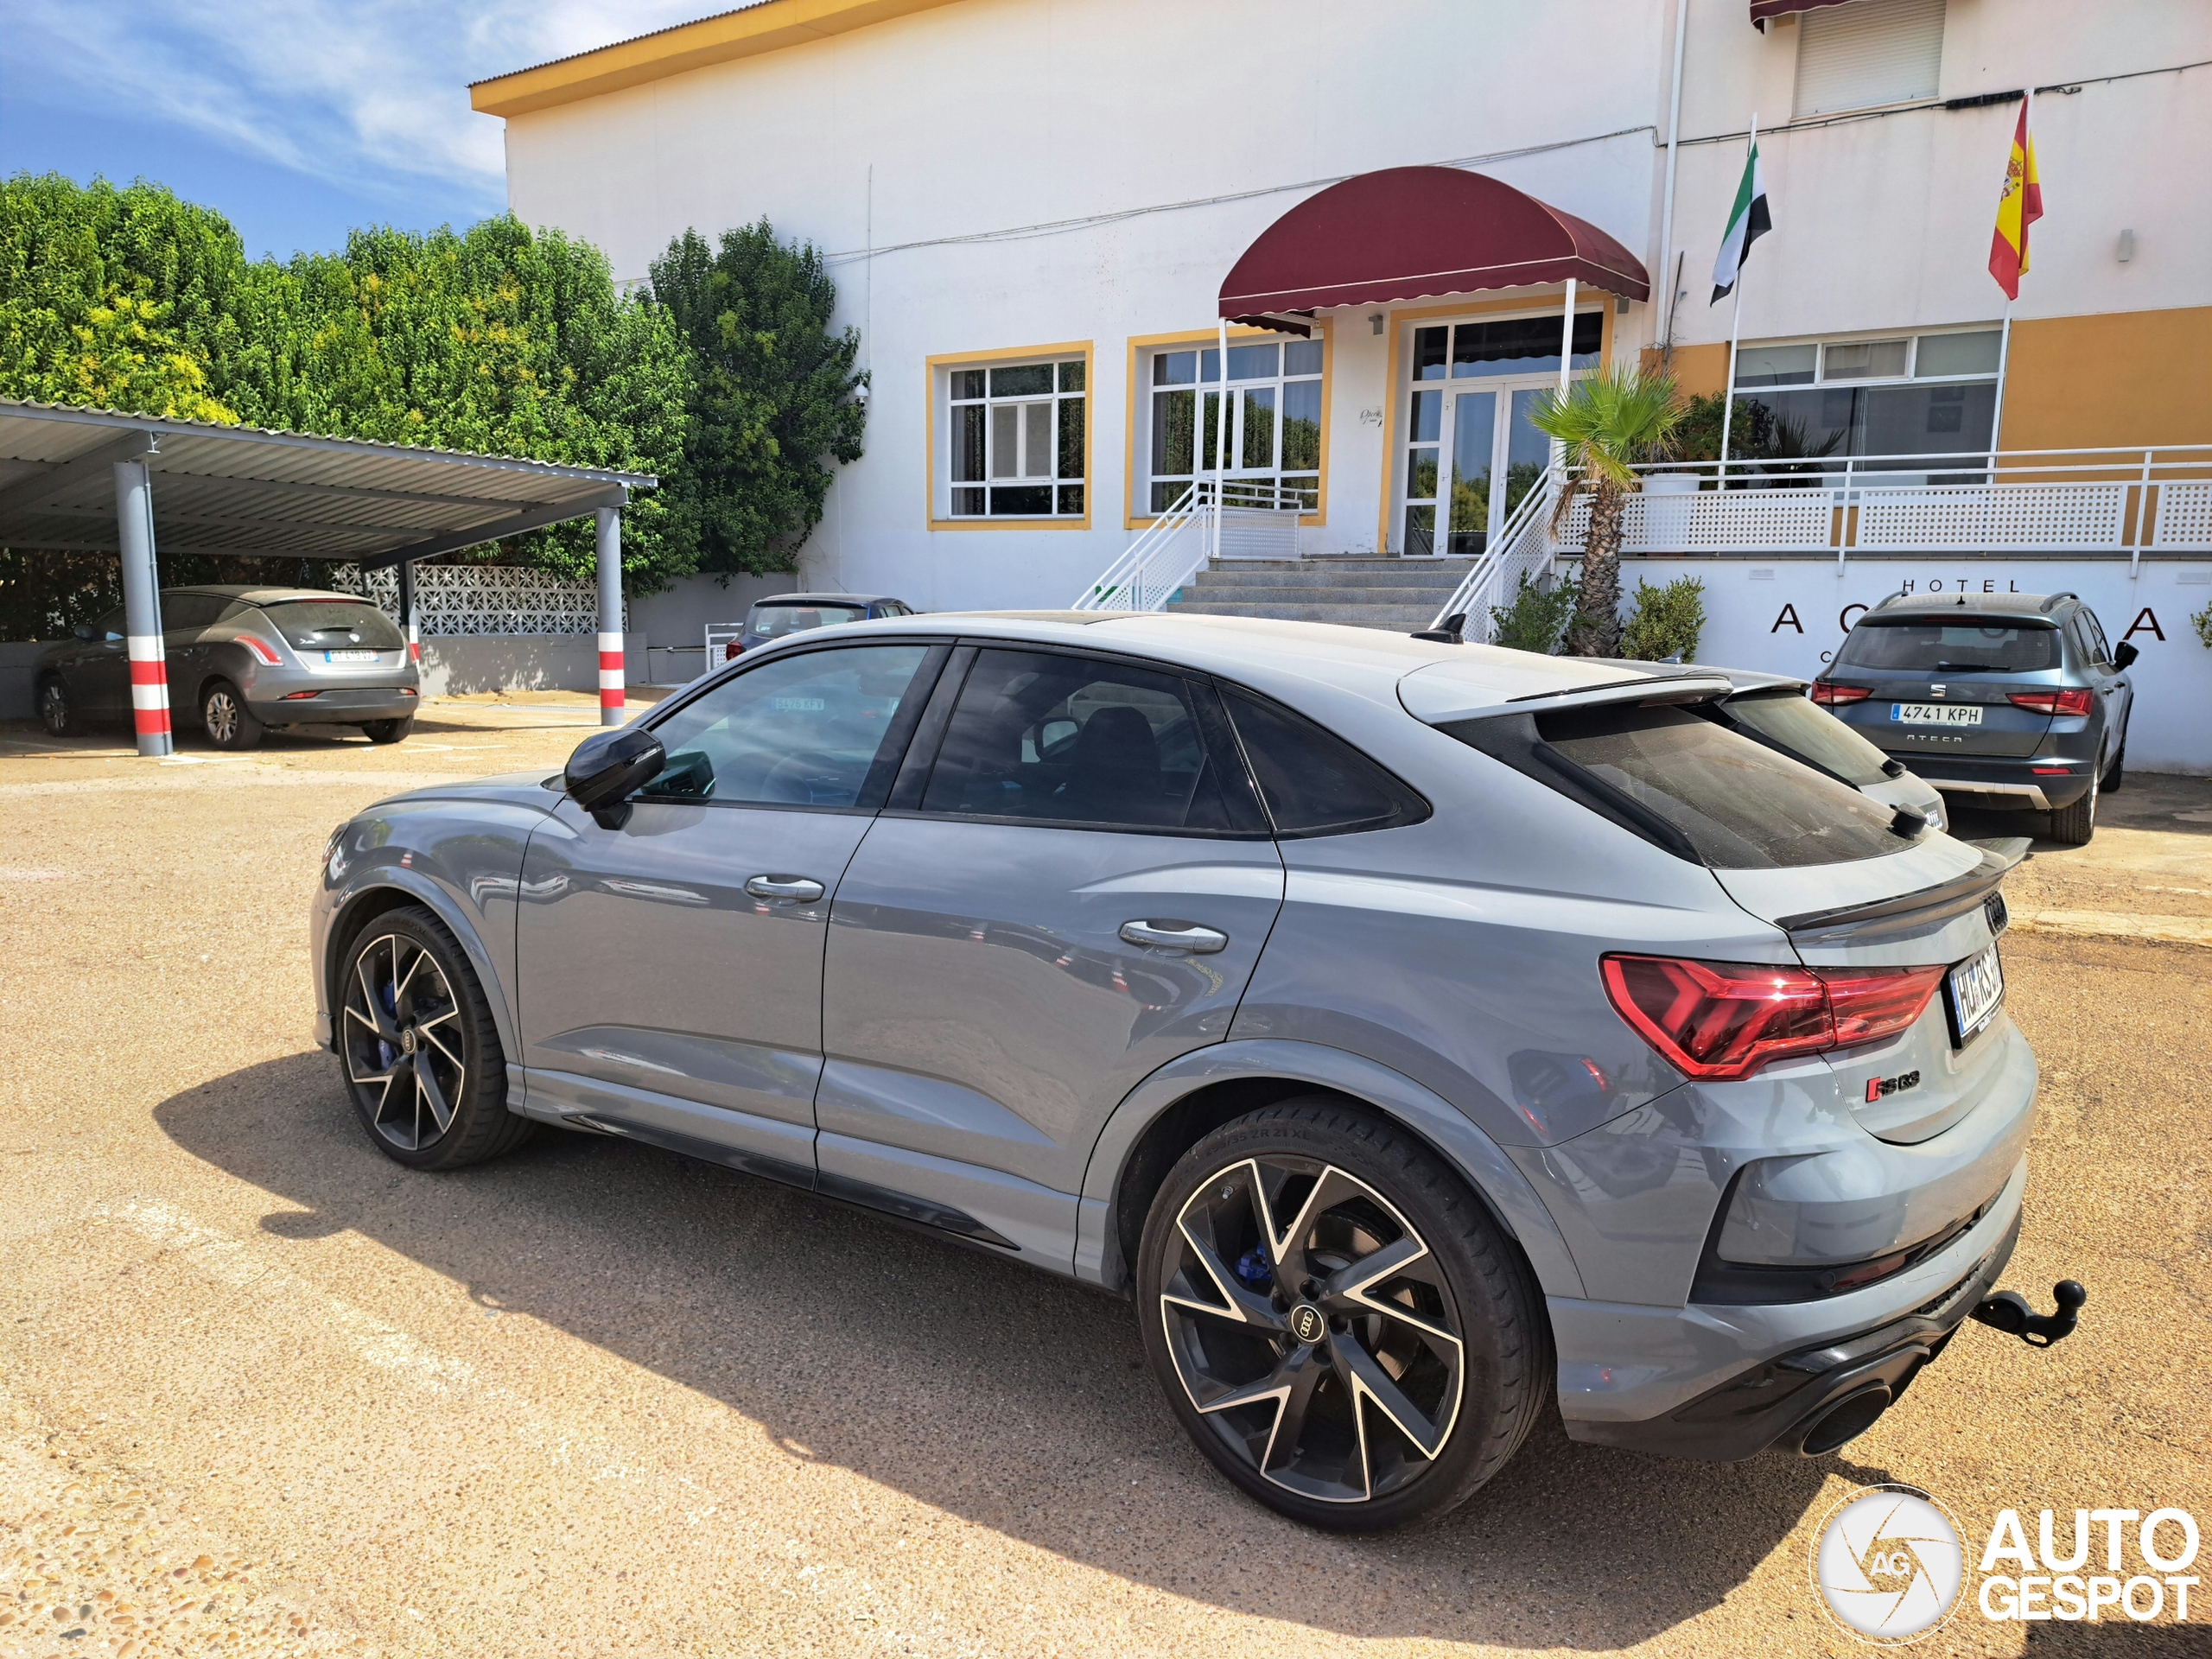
[1836,620,2059,673]
[258,601,404,650]
[1716,689,1894,786]
[1509,702,1906,868]
[749,603,868,638]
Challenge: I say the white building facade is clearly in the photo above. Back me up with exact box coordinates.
[475,0,2212,766]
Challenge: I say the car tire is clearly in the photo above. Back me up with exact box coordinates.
[361,717,414,745]
[201,681,264,751]
[1136,1096,1550,1532]
[36,677,73,737]
[2101,736,2125,793]
[335,906,533,1171]
[2048,766,2097,846]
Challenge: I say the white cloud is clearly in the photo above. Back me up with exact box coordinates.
[5,0,715,208]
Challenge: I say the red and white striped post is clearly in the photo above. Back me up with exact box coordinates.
[397,558,421,667]
[595,505,625,725]
[113,457,172,757]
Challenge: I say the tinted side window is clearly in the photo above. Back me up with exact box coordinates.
[1221,691,1424,836]
[2078,608,2113,667]
[918,648,1247,832]
[159,594,225,630]
[92,607,126,639]
[642,644,932,808]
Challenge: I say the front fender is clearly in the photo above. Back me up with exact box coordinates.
[1076,1039,1586,1300]
[318,803,542,1065]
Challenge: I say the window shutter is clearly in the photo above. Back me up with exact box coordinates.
[1792,0,1945,118]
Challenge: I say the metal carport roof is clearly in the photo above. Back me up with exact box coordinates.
[0,399,655,571]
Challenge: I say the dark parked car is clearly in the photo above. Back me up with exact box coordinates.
[35,585,420,749]
[1811,591,2134,844]
[722,594,914,662]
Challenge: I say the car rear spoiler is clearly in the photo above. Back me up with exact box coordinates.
[1401,668,1734,726]
[1776,845,2022,947]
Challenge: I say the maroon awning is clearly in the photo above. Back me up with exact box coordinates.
[1217,167,1649,326]
[1749,0,1855,28]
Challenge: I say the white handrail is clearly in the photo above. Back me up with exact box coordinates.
[1070,482,1211,612]
[1428,470,1558,633]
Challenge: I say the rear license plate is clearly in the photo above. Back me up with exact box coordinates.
[323,650,378,662]
[1892,702,1983,727]
[1945,942,2005,1045]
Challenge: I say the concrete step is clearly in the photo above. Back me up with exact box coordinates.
[1192,560,1472,590]
[1164,600,1441,628]
[1175,584,1467,605]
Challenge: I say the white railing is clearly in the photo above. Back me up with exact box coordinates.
[328,562,615,636]
[1427,472,1558,637]
[1543,446,2212,568]
[1069,479,1317,612]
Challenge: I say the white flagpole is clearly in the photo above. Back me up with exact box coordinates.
[1987,87,2031,470]
[1717,113,1757,494]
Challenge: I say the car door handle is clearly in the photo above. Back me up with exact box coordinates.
[744,874,825,904]
[1119,919,1229,954]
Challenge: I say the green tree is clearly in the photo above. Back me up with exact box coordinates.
[1529,366,1686,657]
[0,173,245,422]
[649,222,866,576]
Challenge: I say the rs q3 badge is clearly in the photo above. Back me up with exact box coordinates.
[1866,1070,1922,1104]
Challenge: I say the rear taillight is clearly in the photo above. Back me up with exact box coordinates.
[1810,683,1871,705]
[725,640,744,661]
[2007,688,2093,717]
[1601,955,1945,1082]
[239,635,282,666]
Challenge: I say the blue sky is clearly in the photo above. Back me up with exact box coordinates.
[0,1,711,260]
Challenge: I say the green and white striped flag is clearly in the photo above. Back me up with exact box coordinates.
[1710,137,1770,304]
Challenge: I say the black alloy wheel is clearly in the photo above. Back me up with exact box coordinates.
[361,717,413,745]
[36,677,72,737]
[1138,1099,1548,1530]
[338,906,531,1170]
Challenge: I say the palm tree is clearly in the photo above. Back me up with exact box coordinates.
[1528,366,1685,657]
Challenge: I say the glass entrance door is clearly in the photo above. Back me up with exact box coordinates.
[1397,313,1601,556]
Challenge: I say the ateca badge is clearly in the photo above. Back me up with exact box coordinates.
[1811,1484,1968,1645]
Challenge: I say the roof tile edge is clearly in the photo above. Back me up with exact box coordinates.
[469,0,969,118]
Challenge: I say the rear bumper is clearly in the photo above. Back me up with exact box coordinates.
[1908,753,2094,810]
[1566,1205,2018,1460]
[251,687,418,723]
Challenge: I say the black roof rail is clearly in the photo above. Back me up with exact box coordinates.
[1873,588,1911,608]
[2038,591,2079,613]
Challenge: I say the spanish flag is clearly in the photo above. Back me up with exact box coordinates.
[1987,100,2043,300]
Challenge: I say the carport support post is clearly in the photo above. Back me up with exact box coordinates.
[397,558,419,666]
[112,457,171,758]
[595,505,624,725]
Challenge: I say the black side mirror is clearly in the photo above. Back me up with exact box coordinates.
[72,623,93,641]
[2113,641,2139,671]
[564,726,665,828]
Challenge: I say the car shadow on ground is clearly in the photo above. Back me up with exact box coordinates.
[157,1052,1867,1648]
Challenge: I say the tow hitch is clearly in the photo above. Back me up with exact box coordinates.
[1971,1279,2087,1347]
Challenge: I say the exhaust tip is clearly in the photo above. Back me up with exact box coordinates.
[1799,1385,1893,1456]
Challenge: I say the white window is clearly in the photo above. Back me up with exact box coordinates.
[1141,337,1324,515]
[945,357,1086,518]
[1729,327,2000,463]
[1793,0,1945,118]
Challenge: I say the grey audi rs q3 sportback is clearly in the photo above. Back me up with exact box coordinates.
[313,612,2044,1529]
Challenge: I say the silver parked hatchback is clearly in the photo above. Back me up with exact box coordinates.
[36,584,420,748]
[312,613,2045,1529]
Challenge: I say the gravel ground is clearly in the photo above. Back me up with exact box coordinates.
[1,702,2205,1658]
